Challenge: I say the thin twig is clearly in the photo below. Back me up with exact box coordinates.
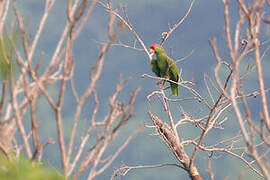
[160,0,195,46]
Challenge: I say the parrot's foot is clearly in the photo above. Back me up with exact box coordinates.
[157,80,166,85]
[163,86,170,90]
[160,86,170,91]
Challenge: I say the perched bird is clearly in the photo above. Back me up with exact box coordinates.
[150,44,180,96]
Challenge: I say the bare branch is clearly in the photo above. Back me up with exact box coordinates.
[160,0,195,46]
[111,163,184,180]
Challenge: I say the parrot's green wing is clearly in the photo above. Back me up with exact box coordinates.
[151,59,160,77]
[156,54,168,78]
[167,56,179,96]
[167,57,179,82]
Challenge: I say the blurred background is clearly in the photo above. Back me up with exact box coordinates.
[12,0,270,179]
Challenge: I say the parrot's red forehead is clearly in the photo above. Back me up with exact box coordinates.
[150,44,161,50]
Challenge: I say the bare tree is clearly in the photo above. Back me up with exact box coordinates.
[0,0,140,179]
[109,0,270,180]
[1,0,270,180]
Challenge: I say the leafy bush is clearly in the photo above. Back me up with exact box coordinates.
[0,156,64,180]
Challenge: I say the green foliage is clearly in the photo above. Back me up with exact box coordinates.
[0,32,19,80]
[0,156,64,180]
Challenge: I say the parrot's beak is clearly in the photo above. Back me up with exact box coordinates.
[150,48,154,54]
[149,48,154,59]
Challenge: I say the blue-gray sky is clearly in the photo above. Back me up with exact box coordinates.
[14,0,270,179]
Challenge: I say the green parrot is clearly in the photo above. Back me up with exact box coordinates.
[150,44,180,96]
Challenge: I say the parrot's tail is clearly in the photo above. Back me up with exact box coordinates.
[170,82,179,96]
